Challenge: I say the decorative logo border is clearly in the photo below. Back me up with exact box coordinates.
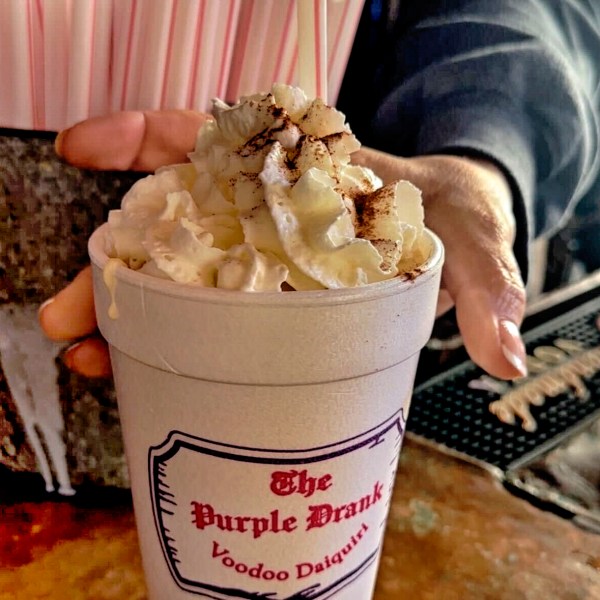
[148,409,406,599]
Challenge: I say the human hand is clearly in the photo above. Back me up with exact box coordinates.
[39,110,210,377]
[40,113,527,381]
[354,147,527,380]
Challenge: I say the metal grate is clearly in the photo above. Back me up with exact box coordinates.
[408,296,600,472]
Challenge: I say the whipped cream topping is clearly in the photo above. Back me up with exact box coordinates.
[105,84,429,291]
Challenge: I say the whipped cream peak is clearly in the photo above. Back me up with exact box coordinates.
[217,243,288,292]
[262,144,400,288]
[105,84,429,291]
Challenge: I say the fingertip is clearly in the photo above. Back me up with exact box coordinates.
[58,112,146,171]
[38,296,55,317]
[64,338,112,378]
[38,297,61,341]
[455,288,526,381]
[39,267,97,341]
[39,295,75,342]
[499,319,528,378]
[488,354,528,381]
[54,129,66,158]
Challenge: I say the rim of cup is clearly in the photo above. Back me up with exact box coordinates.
[88,223,444,307]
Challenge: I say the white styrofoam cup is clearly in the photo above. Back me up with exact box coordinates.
[89,224,444,600]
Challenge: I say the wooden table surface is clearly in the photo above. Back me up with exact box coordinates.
[1,436,599,600]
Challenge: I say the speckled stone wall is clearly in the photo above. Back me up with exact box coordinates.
[0,131,143,489]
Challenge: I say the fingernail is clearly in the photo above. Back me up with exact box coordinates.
[499,319,528,378]
[54,129,67,157]
[63,341,82,370]
[38,296,55,317]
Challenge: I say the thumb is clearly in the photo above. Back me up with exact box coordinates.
[437,159,528,380]
[453,279,527,380]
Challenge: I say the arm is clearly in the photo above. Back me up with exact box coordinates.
[336,0,599,380]
[340,0,600,266]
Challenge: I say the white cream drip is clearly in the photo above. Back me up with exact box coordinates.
[103,258,126,319]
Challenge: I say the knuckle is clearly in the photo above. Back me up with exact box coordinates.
[495,279,527,323]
